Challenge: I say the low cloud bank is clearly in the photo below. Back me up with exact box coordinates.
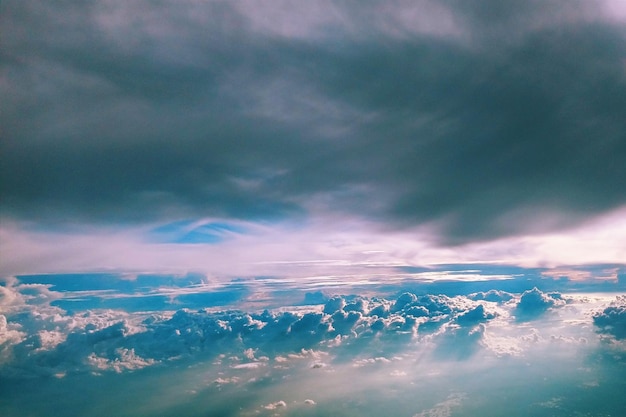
[0,285,590,378]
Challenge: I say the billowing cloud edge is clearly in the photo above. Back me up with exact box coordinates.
[3,284,622,378]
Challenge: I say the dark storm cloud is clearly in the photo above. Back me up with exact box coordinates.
[2,0,625,241]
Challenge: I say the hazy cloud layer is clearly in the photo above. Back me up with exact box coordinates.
[2,0,626,243]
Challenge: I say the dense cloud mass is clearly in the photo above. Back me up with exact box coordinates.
[1,290,500,377]
[5,279,610,379]
[2,0,626,242]
[4,269,626,379]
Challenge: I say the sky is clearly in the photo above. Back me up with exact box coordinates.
[1,1,626,417]
[2,0,626,277]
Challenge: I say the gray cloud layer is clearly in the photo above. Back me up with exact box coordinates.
[2,1,625,242]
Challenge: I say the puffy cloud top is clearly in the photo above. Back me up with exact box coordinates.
[516,287,565,319]
[469,290,514,303]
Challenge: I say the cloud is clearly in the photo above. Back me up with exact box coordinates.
[147,220,246,244]
[433,323,486,360]
[456,304,496,326]
[87,347,156,373]
[2,285,624,417]
[469,290,514,303]
[0,314,25,365]
[2,0,625,245]
[593,295,626,339]
[515,287,565,319]
[263,400,287,410]
[323,296,346,314]
[413,392,466,417]
[0,287,517,377]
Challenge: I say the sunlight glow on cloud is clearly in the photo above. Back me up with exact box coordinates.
[2,207,625,277]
